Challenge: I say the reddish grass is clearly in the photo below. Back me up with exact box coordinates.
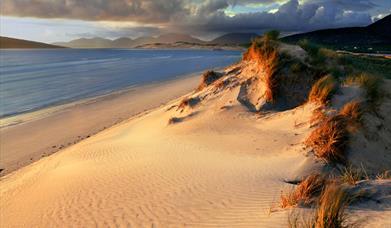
[339,101,363,132]
[281,174,327,208]
[314,182,351,228]
[243,38,280,102]
[308,75,337,105]
[305,115,349,164]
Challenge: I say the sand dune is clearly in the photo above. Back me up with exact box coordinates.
[0,63,318,227]
[1,42,390,227]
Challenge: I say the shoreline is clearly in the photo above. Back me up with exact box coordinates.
[0,72,201,129]
[0,73,200,176]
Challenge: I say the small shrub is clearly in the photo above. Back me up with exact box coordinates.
[264,30,280,41]
[305,115,349,164]
[309,75,338,105]
[298,40,330,65]
[299,39,320,57]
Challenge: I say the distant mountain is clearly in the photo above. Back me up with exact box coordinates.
[0,36,65,49]
[112,37,134,48]
[282,14,391,52]
[54,37,113,48]
[53,32,255,49]
[156,33,205,44]
[210,33,259,45]
[54,33,205,49]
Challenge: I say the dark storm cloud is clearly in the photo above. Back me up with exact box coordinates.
[176,0,373,35]
[0,0,383,36]
[0,0,189,23]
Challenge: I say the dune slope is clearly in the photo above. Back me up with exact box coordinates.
[0,61,318,227]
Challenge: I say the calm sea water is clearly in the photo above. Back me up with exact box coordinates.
[0,49,241,117]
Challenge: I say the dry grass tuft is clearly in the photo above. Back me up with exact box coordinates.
[177,97,200,111]
[288,182,355,228]
[243,37,280,102]
[197,70,223,91]
[339,101,363,132]
[305,115,349,164]
[308,75,338,105]
[310,107,328,127]
[340,166,368,185]
[281,174,327,208]
[314,182,352,228]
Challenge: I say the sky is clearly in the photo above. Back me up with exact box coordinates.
[0,0,390,43]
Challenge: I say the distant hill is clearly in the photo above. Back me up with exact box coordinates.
[282,14,391,53]
[210,33,258,45]
[53,32,256,49]
[0,36,65,49]
[54,33,205,49]
[54,37,113,48]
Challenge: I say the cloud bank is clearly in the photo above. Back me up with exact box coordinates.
[0,0,386,37]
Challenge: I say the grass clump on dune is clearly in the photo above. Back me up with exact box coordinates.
[309,75,338,105]
[177,97,200,111]
[339,101,363,132]
[281,174,327,208]
[288,182,356,228]
[313,183,352,228]
[243,36,280,102]
[305,115,349,164]
[197,70,223,91]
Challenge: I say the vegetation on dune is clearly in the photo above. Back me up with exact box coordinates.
[340,165,369,185]
[305,115,349,164]
[281,174,327,208]
[197,70,223,91]
[244,33,321,107]
[273,36,389,228]
[243,36,281,102]
[339,101,363,133]
[177,97,200,110]
[287,179,367,228]
[308,75,338,105]
[264,30,280,41]
[313,183,352,228]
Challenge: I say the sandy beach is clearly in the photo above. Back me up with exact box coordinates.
[0,75,200,176]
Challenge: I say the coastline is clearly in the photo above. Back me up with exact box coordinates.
[0,73,200,176]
